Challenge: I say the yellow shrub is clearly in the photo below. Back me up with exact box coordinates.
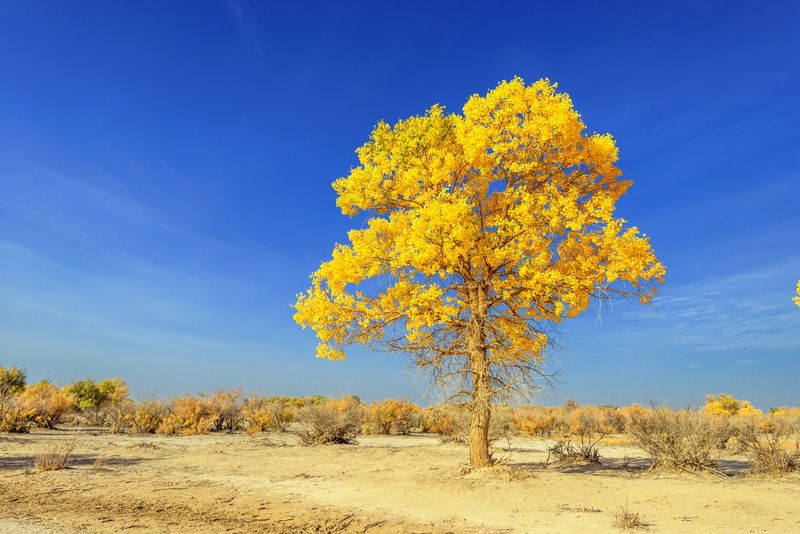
[705,393,762,417]
[129,399,166,434]
[418,406,459,436]
[98,377,129,405]
[201,388,244,432]
[0,395,34,433]
[21,383,74,429]
[363,397,420,435]
[512,406,567,437]
[159,394,216,435]
[600,408,629,434]
[770,407,800,418]
[243,395,295,433]
[298,395,364,444]
[566,406,602,437]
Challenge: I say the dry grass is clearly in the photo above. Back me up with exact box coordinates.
[546,435,603,465]
[628,406,732,472]
[91,455,106,471]
[612,499,647,529]
[34,438,77,472]
[299,397,363,445]
[736,420,800,476]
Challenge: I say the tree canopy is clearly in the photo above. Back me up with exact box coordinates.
[294,78,665,466]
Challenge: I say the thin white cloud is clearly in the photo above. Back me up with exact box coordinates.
[228,0,265,60]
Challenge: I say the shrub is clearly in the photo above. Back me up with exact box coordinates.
[0,394,33,433]
[22,383,74,429]
[202,388,245,432]
[512,405,564,437]
[704,393,762,417]
[547,435,603,465]
[244,396,294,433]
[67,377,129,425]
[98,377,129,405]
[418,405,460,436]
[299,395,364,445]
[103,398,167,434]
[363,397,420,435]
[0,365,26,397]
[419,404,511,444]
[566,406,602,438]
[628,405,733,472]
[129,399,167,434]
[600,408,629,434]
[612,499,647,529]
[34,439,76,472]
[158,394,216,435]
[105,400,134,434]
[67,379,105,411]
[735,419,800,476]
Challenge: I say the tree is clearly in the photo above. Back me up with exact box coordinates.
[67,377,128,424]
[0,365,26,397]
[704,393,762,417]
[294,78,665,467]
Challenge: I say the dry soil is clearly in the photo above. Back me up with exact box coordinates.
[1,427,799,533]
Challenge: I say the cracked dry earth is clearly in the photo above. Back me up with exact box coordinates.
[1,428,799,533]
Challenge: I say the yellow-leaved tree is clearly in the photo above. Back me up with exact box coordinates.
[294,78,665,467]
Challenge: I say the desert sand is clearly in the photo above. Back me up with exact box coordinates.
[1,427,798,533]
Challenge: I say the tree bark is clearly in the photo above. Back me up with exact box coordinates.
[467,283,493,468]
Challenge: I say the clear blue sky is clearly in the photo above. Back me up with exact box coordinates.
[1,1,798,409]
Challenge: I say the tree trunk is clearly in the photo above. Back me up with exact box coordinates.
[467,284,492,468]
[468,353,492,467]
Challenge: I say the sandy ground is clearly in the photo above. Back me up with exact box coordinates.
[1,427,799,533]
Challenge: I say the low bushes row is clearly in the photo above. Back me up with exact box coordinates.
[2,366,799,475]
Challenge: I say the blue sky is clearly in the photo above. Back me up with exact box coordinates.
[1,1,798,409]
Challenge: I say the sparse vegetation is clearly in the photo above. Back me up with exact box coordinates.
[735,418,800,476]
[4,366,800,481]
[363,397,420,435]
[22,382,74,429]
[0,394,33,433]
[244,395,294,433]
[627,405,733,472]
[705,393,762,417]
[34,438,77,472]
[612,499,647,529]
[546,435,604,465]
[299,396,364,445]
[0,365,27,397]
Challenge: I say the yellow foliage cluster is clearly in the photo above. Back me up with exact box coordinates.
[704,393,762,417]
[0,395,34,432]
[363,397,420,435]
[512,405,563,436]
[322,395,364,415]
[124,399,166,434]
[417,405,460,436]
[243,395,295,434]
[512,404,632,437]
[0,365,26,396]
[294,77,665,375]
[156,389,244,435]
[771,406,800,418]
[22,383,75,429]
